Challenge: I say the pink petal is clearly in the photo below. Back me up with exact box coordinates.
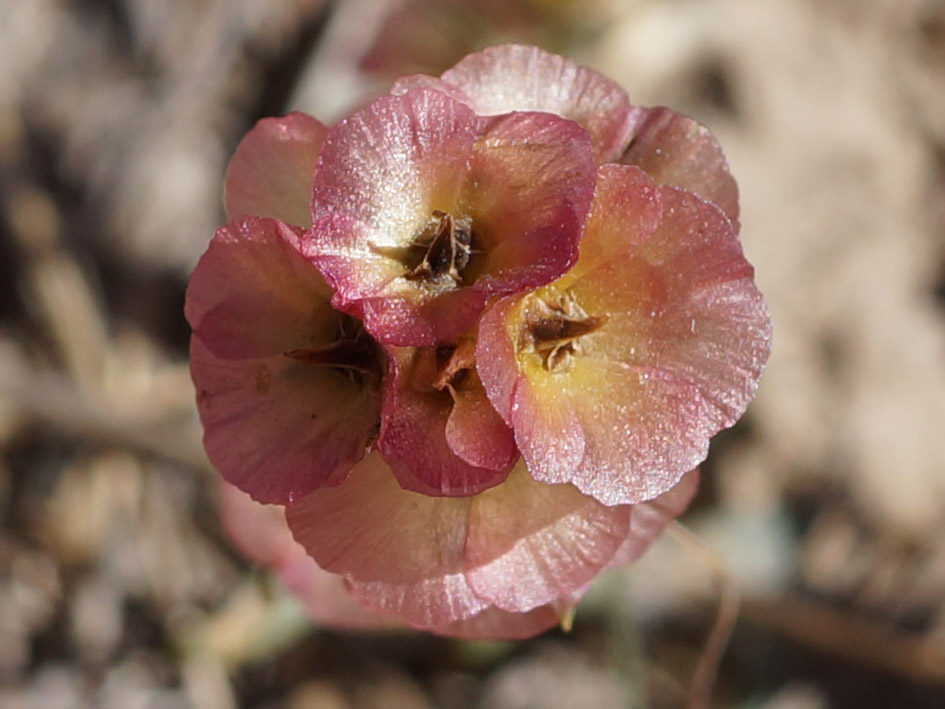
[440,43,635,163]
[306,89,593,346]
[377,345,512,497]
[390,74,472,104]
[286,454,631,629]
[217,482,401,630]
[224,113,327,227]
[219,480,578,639]
[191,339,379,504]
[468,110,594,294]
[478,165,770,505]
[186,218,381,504]
[476,296,586,472]
[445,378,517,472]
[306,90,484,344]
[286,453,486,628]
[432,604,560,640]
[622,107,739,228]
[610,468,700,567]
[186,218,334,360]
[465,461,631,612]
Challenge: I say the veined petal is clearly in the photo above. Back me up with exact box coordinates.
[390,73,472,104]
[465,461,631,612]
[445,377,517,472]
[622,107,739,228]
[186,218,382,504]
[286,453,485,628]
[469,111,594,294]
[610,468,700,567]
[191,340,379,504]
[186,219,335,360]
[306,89,593,346]
[478,165,770,505]
[432,604,560,640]
[286,453,630,628]
[441,44,635,163]
[224,113,327,227]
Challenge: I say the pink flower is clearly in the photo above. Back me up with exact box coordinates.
[186,115,385,504]
[306,88,596,346]
[221,456,698,637]
[476,163,769,505]
[186,44,770,639]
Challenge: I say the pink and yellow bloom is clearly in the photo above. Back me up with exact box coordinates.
[186,44,771,639]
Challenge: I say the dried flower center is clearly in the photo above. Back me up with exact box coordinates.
[284,315,382,384]
[522,293,607,372]
[408,338,476,400]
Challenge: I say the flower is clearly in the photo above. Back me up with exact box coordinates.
[220,458,699,638]
[306,88,596,345]
[186,44,771,639]
[476,163,769,505]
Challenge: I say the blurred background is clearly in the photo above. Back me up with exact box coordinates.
[1,0,944,707]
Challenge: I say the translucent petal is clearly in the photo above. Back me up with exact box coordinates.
[224,113,327,227]
[441,43,635,163]
[622,107,739,227]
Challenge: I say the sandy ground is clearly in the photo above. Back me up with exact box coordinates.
[1,0,944,707]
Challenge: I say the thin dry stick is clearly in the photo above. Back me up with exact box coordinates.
[741,595,945,686]
[666,521,741,709]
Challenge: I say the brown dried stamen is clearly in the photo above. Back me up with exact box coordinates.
[284,316,382,382]
[400,211,476,285]
[431,338,476,393]
[524,294,607,372]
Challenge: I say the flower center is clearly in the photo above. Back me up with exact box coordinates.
[284,315,383,384]
[521,293,607,372]
[403,211,477,287]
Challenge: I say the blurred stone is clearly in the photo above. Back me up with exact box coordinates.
[351,673,432,709]
[758,682,829,709]
[480,644,626,709]
[287,680,352,709]
[70,572,124,664]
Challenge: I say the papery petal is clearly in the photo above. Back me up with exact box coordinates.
[217,482,401,630]
[286,453,630,628]
[186,218,381,504]
[185,219,335,360]
[433,604,560,640]
[286,453,485,628]
[224,113,327,227]
[465,461,631,612]
[609,468,699,567]
[445,381,517,472]
[306,89,593,346]
[478,165,770,505]
[306,90,482,344]
[441,44,635,163]
[390,73,473,104]
[468,111,594,293]
[476,296,586,471]
[622,107,739,228]
[377,347,512,496]
[191,340,379,504]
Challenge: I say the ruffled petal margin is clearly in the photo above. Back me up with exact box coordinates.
[440,44,635,164]
[285,453,632,629]
[306,89,593,346]
[219,481,570,639]
[622,106,739,228]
